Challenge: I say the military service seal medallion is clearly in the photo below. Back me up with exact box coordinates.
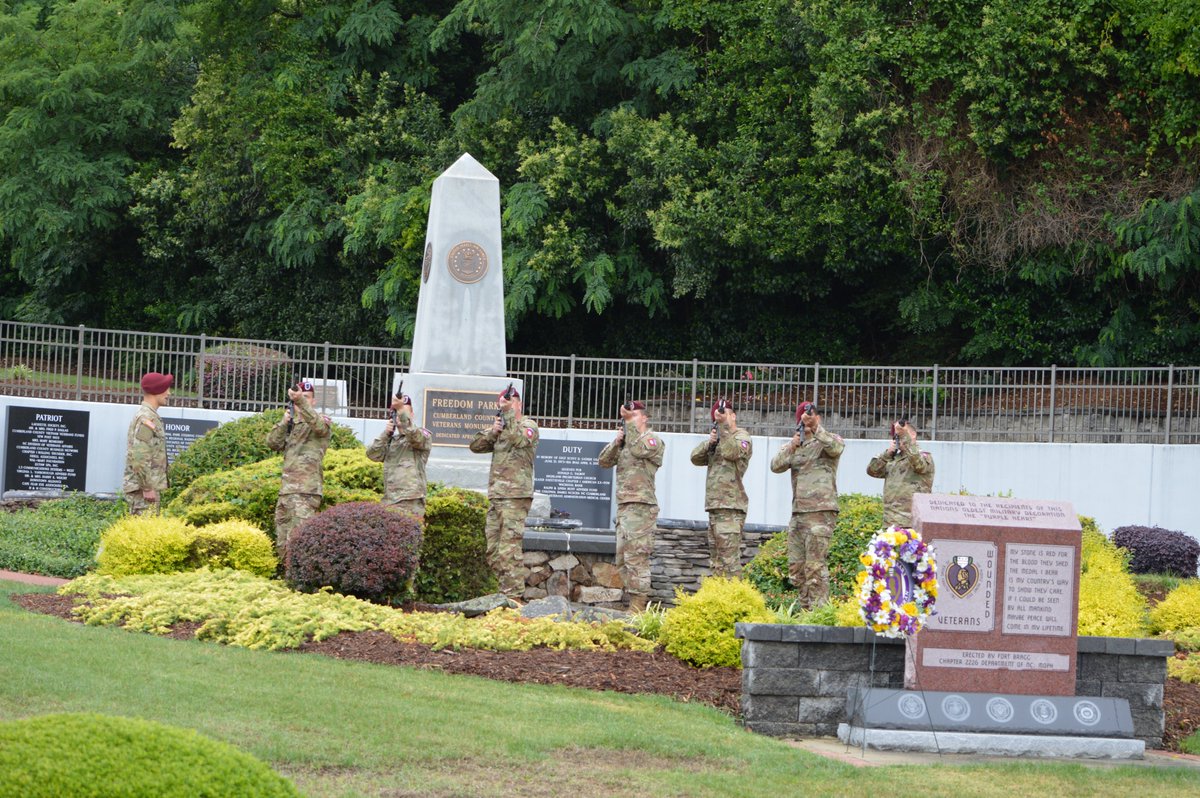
[447,241,487,284]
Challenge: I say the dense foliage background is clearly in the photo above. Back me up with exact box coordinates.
[1,0,1196,365]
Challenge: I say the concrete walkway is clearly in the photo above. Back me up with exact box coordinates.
[0,569,69,587]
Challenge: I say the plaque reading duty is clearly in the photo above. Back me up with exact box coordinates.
[928,539,997,633]
[1002,543,1075,636]
[533,440,614,528]
[421,388,503,447]
[4,405,90,492]
[163,419,219,467]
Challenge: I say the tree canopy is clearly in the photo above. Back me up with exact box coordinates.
[1,0,1196,365]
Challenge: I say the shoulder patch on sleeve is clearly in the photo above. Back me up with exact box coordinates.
[422,429,432,437]
[524,427,535,439]
[740,440,749,449]
[647,437,657,447]
[141,418,156,430]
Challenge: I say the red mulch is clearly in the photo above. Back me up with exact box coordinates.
[11,592,741,716]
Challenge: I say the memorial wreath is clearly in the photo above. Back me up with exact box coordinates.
[856,526,938,638]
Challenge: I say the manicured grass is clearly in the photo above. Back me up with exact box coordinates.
[2,581,1197,798]
[0,497,124,577]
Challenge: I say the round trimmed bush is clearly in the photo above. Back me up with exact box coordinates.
[1149,582,1200,635]
[97,515,194,576]
[166,408,362,502]
[1112,524,1200,577]
[199,342,292,413]
[416,487,496,603]
[0,713,300,797]
[165,448,383,541]
[658,577,774,668]
[286,502,423,604]
[188,520,277,578]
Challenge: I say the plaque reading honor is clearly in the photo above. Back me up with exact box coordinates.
[163,418,219,466]
[4,405,89,492]
[422,388,503,447]
[446,241,488,284]
[534,440,614,528]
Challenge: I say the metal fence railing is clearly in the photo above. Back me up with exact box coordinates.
[1,320,1196,444]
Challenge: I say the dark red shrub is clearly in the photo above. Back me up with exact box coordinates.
[285,502,422,604]
[1112,525,1200,577]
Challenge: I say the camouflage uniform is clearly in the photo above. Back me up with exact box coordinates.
[689,429,753,577]
[598,421,665,610]
[122,402,168,515]
[866,435,935,527]
[770,425,844,607]
[266,398,331,556]
[366,415,432,519]
[469,409,539,598]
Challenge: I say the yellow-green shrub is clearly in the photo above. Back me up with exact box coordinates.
[417,487,495,603]
[1168,654,1200,685]
[380,608,656,652]
[834,595,862,627]
[189,520,276,578]
[658,577,774,668]
[97,516,194,576]
[165,448,382,539]
[1077,516,1147,637]
[1149,582,1200,635]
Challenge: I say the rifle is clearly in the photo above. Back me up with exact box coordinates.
[892,418,908,456]
[496,382,515,429]
[285,377,300,433]
[618,400,634,448]
[708,399,728,454]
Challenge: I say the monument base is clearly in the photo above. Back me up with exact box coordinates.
[837,724,1145,760]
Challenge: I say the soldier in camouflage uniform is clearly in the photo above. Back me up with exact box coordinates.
[770,402,844,608]
[266,380,331,557]
[597,400,665,611]
[469,387,539,599]
[689,400,753,578]
[123,372,173,515]
[366,392,432,519]
[866,420,935,527]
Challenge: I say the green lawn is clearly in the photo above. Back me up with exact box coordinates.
[2,581,1196,798]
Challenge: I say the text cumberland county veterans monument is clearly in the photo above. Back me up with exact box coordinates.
[398,154,524,488]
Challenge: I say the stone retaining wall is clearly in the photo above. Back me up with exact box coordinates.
[736,624,1172,748]
[522,522,781,607]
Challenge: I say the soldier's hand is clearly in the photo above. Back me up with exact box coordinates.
[491,416,504,433]
[790,432,803,447]
[385,419,396,435]
[887,439,898,455]
[803,413,819,432]
[143,489,158,502]
[615,426,625,444]
[708,428,719,444]
[282,409,293,425]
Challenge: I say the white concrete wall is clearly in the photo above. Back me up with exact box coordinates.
[1,395,1194,537]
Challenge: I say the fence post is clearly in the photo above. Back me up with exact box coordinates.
[690,358,699,434]
[1048,364,1057,443]
[567,354,577,428]
[74,325,85,400]
[1165,364,1174,445]
[931,364,939,441]
[813,362,820,407]
[321,342,331,414]
[196,334,207,409]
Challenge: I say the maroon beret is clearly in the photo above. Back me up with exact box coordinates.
[796,401,816,423]
[628,400,646,411]
[710,400,734,422]
[395,392,412,406]
[296,379,315,393]
[499,388,520,401]
[140,372,173,394]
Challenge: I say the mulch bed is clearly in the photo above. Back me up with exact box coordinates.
[14,590,1200,750]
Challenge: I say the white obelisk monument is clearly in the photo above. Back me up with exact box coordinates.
[397,153,525,489]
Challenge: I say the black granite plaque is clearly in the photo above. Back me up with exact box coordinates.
[5,406,89,492]
[422,388,503,447]
[162,418,219,466]
[534,439,614,528]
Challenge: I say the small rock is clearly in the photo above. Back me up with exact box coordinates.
[521,595,572,619]
[569,564,591,584]
[591,562,624,589]
[548,554,579,571]
[522,586,548,601]
[522,551,550,567]
[576,586,624,604]
[545,572,569,597]
[526,567,551,587]
[431,593,518,617]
